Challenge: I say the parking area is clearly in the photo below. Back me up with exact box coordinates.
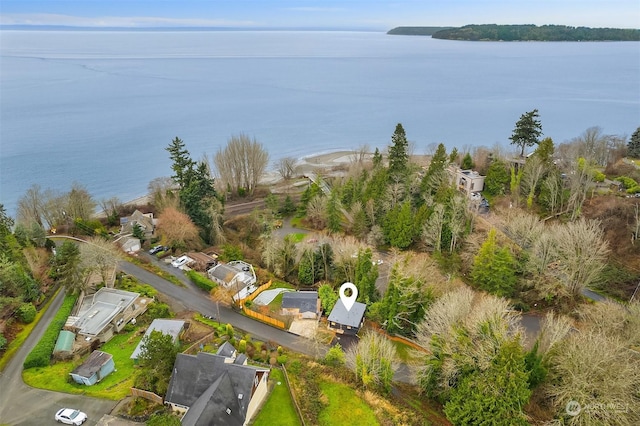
[288,319,318,338]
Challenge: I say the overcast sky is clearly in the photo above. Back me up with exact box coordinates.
[1,0,638,30]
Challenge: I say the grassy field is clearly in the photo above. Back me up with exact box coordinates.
[22,330,143,400]
[318,381,379,426]
[252,368,300,426]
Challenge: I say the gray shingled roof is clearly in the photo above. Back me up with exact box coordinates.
[216,341,236,358]
[281,291,319,314]
[71,350,112,379]
[165,352,268,425]
[327,299,366,328]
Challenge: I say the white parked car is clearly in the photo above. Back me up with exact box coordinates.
[55,408,87,425]
[171,255,191,268]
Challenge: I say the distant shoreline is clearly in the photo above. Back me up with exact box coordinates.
[115,150,361,211]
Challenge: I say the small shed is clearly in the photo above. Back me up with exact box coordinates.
[70,350,115,386]
[54,330,75,354]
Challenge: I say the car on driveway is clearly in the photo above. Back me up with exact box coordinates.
[171,255,191,268]
[55,408,87,425]
[149,245,166,255]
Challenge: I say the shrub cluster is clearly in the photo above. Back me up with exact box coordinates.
[185,270,217,292]
[17,302,37,324]
[23,294,77,369]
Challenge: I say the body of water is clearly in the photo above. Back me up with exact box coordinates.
[1,30,638,216]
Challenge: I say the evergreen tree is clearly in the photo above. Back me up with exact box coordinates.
[180,161,220,244]
[470,229,517,297]
[534,136,555,164]
[628,126,640,158]
[318,283,338,313]
[135,330,180,396]
[372,147,383,168]
[444,339,531,426]
[461,152,474,170]
[388,123,409,178]
[326,192,342,233]
[384,201,415,249]
[355,249,379,304]
[280,195,296,216]
[54,241,84,294]
[421,143,449,196]
[484,159,510,196]
[165,137,195,188]
[510,109,543,157]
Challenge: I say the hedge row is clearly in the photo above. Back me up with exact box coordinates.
[23,294,77,369]
[185,270,217,292]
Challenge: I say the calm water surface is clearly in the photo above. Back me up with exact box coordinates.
[1,30,638,216]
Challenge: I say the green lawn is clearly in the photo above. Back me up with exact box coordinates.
[318,381,379,426]
[22,330,143,400]
[252,368,300,426]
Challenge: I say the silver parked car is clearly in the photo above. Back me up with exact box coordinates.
[55,408,87,425]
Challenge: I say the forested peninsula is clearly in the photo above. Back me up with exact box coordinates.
[388,24,640,41]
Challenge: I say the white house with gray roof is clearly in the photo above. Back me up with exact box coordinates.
[208,261,256,289]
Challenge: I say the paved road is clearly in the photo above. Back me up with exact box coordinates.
[118,261,326,359]
[0,291,118,426]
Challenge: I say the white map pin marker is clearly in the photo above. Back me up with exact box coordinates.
[339,282,358,312]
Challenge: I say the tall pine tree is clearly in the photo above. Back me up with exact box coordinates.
[388,123,409,178]
[628,126,640,158]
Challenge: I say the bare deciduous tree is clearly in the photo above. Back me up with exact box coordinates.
[543,302,640,426]
[275,156,297,180]
[213,133,269,196]
[521,156,546,208]
[503,210,545,250]
[422,203,445,252]
[157,207,200,250]
[66,182,97,222]
[415,287,523,396]
[551,219,609,296]
[79,236,121,287]
[346,330,398,392]
[541,173,563,215]
[566,160,595,221]
[306,196,328,229]
[148,176,177,211]
[16,184,45,227]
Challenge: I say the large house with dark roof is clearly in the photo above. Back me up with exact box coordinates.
[165,344,269,426]
[327,299,366,335]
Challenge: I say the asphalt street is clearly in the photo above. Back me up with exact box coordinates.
[0,291,118,426]
[118,260,325,358]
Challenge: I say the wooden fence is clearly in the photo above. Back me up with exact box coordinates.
[236,280,273,305]
[242,307,285,329]
[368,322,430,354]
[130,387,164,405]
[281,365,306,426]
